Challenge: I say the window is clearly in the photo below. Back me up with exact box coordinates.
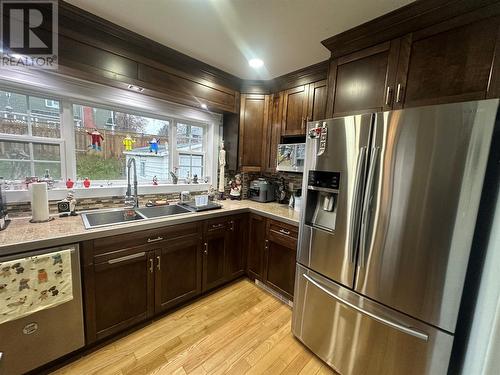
[73,104,171,182]
[0,86,213,187]
[0,90,62,181]
[176,123,205,179]
[45,99,60,109]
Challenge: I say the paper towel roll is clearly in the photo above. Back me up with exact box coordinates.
[30,182,50,222]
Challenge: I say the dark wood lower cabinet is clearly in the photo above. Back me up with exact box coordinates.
[82,214,294,345]
[203,228,227,292]
[155,237,202,313]
[247,214,267,280]
[91,249,154,341]
[264,220,298,301]
[247,215,298,301]
[202,215,247,292]
[226,215,247,279]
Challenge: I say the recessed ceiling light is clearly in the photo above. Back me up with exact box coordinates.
[249,58,264,68]
[201,103,208,109]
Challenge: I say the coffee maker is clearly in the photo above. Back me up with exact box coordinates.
[0,178,9,230]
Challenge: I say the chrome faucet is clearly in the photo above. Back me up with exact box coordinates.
[125,157,139,208]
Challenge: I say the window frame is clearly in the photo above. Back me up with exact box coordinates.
[0,90,66,181]
[172,121,207,181]
[0,86,216,188]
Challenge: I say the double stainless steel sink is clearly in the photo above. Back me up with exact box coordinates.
[81,204,192,229]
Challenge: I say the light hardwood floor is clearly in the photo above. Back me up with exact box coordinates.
[53,279,336,375]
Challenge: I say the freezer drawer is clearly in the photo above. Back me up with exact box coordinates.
[0,245,84,375]
[292,264,453,375]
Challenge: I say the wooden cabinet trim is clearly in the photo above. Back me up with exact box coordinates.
[337,41,391,65]
[487,24,500,98]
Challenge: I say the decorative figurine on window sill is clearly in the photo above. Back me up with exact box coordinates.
[229,174,242,200]
[57,192,77,217]
[152,175,158,185]
[66,178,74,189]
[83,177,91,188]
[123,134,136,151]
[192,174,199,184]
[149,137,159,154]
[86,128,104,151]
[170,168,178,184]
[218,140,226,200]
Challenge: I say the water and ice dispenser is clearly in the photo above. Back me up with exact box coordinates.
[304,171,339,232]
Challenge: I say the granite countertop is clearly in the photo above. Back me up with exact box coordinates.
[0,200,300,255]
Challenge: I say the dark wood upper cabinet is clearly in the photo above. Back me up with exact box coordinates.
[238,94,270,172]
[222,112,240,172]
[263,93,283,172]
[307,80,328,121]
[327,40,400,117]
[154,236,202,313]
[397,16,500,108]
[90,248,154,342]
[282,85,310,135]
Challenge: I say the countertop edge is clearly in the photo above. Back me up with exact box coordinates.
[0,204,299,255]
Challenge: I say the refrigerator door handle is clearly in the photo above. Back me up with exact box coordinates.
[348,146,367,263]
[359,146,380,268]
[303,273,429,341]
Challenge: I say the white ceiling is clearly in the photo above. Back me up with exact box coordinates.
[66,0,414,80]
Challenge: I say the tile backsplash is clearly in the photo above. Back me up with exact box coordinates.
[7,191,206,218]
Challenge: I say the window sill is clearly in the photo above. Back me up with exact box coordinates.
[5,183,210,203]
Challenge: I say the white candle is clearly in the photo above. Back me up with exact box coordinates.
[30,182,50,222]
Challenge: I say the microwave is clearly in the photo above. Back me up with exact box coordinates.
[277,143,305,172]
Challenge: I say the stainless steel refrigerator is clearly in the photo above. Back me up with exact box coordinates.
[292,99,499,375]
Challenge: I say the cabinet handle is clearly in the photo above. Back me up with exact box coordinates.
[385,86,393,106]
[157,255,161,271]
[265,239,269,249]
[229,220,234,231]
[108,252,145,264]
[149,258,154,273]
[395,83,403,103]
[211,223,224,230]
[147,236,164,243]
[279,229,291,235]
[204,242,208,255]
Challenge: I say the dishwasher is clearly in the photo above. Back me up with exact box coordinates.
[0,244,85,375]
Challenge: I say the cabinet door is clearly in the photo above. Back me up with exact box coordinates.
[397,16,500,108]
[264,231,297,301]
[263,93,283,172]
[282,85,309,135]
[225,215,247,280]
[154,237,202,313]
[307,80,328,121]
[247,214,267,280]
[238,94,270,172]
[328,40,400,117]
[90,249,154,341]
[203,227,227,292]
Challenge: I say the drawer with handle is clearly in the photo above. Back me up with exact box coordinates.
[204,217,229,233]
[268,220,298,248]
[92,222,200,255]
